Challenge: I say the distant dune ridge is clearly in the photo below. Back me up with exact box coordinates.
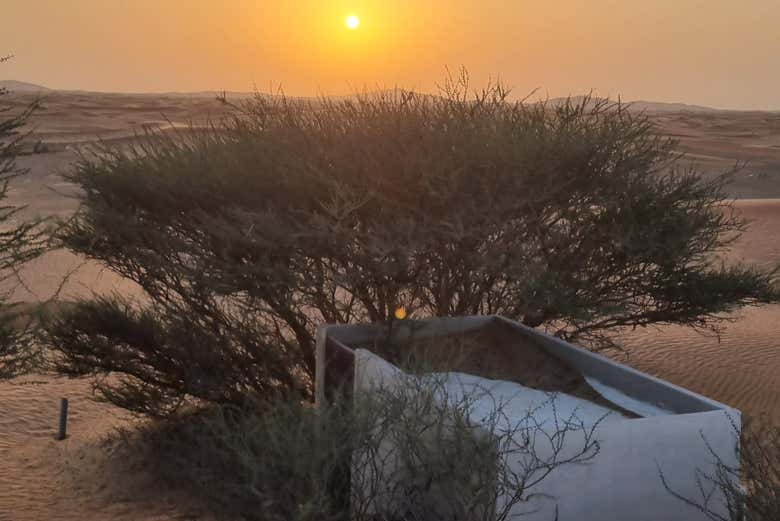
[546,95,722,113]
[0,80,51,93]
[5,79,777,112]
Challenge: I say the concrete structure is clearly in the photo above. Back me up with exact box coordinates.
[316,315,741,521]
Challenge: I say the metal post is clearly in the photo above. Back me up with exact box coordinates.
[57,398,68,440]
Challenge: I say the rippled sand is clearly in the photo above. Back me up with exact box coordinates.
[0,376,207,521]
[620,199,780,424]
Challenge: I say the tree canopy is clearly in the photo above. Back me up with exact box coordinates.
[45,76,780,414]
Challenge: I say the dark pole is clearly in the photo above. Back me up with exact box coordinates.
[57,398,68,440]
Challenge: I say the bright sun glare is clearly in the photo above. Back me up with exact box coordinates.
[345,15,360,30]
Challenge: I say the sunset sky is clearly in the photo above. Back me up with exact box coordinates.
[4,0,780,109]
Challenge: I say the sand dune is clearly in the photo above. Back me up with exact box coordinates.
[5,91,233,149]
[0,81,50,93]
[652,111,780,198]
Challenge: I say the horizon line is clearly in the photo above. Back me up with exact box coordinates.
[3,79,780,113]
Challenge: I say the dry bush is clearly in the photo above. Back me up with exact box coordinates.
[44,71,779,414]
[661,419,780,521]
[741,424,780,521]
[127,372,602,521]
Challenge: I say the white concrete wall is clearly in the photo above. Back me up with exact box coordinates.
[352,347,742,521]
[517,409,740,521]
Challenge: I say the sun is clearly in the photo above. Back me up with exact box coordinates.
[345,15,360,30]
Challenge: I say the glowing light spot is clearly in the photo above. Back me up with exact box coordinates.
[394,307,407,320]
[346,15,360,30]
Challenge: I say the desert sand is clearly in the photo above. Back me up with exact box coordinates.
[0,90,779,519]
[0,375,211,521]
[654,110,780,198]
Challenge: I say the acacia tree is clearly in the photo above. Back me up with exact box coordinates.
[44,74,779,414]
[0,56,49,377]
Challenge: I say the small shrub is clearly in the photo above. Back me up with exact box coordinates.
[661,419,780,521]
[130,373,602,521]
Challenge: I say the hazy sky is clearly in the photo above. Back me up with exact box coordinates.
[3,0,780,109]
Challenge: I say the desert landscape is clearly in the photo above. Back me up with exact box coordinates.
[0,84,779,520]
[4,1,780,519]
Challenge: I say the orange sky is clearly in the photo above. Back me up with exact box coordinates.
[3,0,780,109]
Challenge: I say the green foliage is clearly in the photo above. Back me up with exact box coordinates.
[46,296,306,416]
[47,73,779,413]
